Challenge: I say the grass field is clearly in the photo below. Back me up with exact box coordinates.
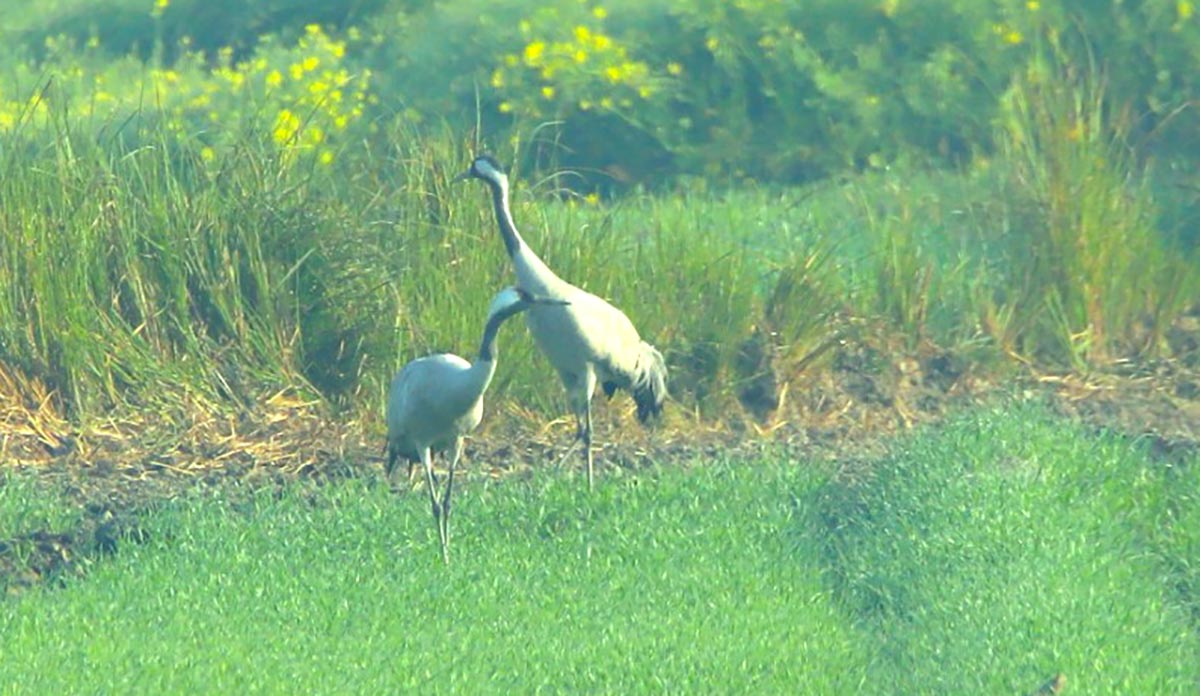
[2,402,1197,693]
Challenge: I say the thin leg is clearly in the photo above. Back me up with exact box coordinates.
[583,402,594,490]
[421,447,448,564]
[385,449,398,482]
[440,438,464,561]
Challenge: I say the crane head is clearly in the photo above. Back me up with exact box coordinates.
[453,154,506,185]
[487,286,568,323]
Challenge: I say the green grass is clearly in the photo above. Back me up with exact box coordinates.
[818,402,1200,693]
[2,405,1198,693]
[0,471,77,540]
[0,463,864,693]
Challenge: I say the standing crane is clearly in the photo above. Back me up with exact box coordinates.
[386,285,566,563]
[455,155,668,489]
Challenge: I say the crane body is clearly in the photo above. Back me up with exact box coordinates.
[456,155,668,488]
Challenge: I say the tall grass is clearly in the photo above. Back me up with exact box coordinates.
[0,107,852,427]
[3,36,1199,430]
[992,43,1198,365]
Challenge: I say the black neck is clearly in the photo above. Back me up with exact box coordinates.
[477,310,510,362]
[487,178,521,258]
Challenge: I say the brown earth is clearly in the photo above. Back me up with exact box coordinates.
[2,316,1199,594]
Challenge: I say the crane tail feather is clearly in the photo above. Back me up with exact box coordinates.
[631,342,668,424]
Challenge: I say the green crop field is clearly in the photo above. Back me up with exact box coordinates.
[2,403,1197,693]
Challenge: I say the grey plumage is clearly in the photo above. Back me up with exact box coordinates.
[456,155,668,488]
[386,285,562,562]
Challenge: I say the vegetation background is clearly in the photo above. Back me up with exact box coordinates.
[0,0,1198,435]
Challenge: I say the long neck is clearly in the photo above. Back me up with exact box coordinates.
[487,176,524,259]
[471,312,508,389]
[485,176,563,291]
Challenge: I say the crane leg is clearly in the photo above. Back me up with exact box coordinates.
[582,403,594,490]
[421,447,448,564]
[440,438,464,560]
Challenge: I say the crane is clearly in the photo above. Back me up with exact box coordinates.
[386,285,566,563]
[455,155,668,489]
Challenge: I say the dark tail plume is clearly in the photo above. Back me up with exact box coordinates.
[630,342,668,423]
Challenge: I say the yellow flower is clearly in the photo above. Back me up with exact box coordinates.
[491,69,505,88]
[519,20,532,36]
[637,85,653,98]
[574,49,588,63]
[155,0,169,8]
[667,61,683,75]
[498,101,513,113]
[266,70,283,87]
[605,66,622,83]
[307,126,325,144]
[1026,0,1040,9]
[309,80,329,96]
[593,6,607,19]
[542,85,555,99]
[593,34,612,50]
[580,99,592,110]
[523,41,545,65]
[273,109,300,144]
[334,114,349,130]
[200,146,215,162]
[585,192,600,205]
[319,150,335,166]
[600,96,613,109]
[303,56,320,71]
[1004,30,1023,44]
[289,63,304,80]
[328,42,346,58]
[1180,0,1194,19]
[575,26,591,43]
[347,26,361,41]
[305,23,322,35]
[705,36,719,51]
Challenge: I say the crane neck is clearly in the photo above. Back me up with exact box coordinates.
[486,175,564,293]
[475,310,513,367]
[489,177,524,259]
